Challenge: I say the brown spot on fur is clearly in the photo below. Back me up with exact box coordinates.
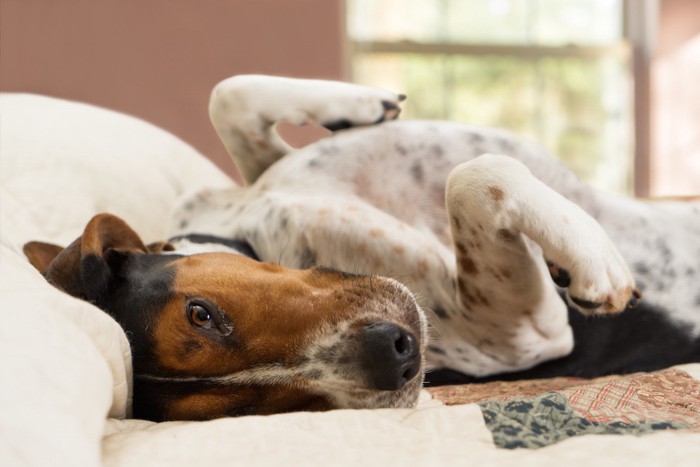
[474,290,490,307]
[487,267,504,282]
[452,216,461,231]
[457,278,473,305]
[456,242,467,255]
[457,277,466,290]
[497,229,518,242]
[370,229,384,238]
[418,259,429,274]
[458,255,479,275]
[487,186,505,202]
[461,289,476,305]
[392,245,405,255]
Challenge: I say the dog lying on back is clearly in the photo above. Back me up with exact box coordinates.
[25,75,700,421]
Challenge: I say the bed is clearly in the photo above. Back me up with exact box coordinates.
[1,93,698,467]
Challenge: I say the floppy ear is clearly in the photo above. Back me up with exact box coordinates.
[23,214,148,301]
[23,241,65,273]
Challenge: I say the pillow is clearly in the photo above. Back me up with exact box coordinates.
[0,93,232,251]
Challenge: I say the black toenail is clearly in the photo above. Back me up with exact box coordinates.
[571,296,603,309]
[626,289,642,308]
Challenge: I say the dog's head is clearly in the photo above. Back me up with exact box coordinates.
[24,214,427,421]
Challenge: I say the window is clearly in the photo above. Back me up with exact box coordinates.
[347,0,634,194]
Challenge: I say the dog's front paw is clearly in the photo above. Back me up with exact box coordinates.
[312,82,405,132]
[546,243,640,315]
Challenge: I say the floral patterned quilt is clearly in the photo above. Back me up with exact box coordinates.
[427,367,700,449]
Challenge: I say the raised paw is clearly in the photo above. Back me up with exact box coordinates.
[318,86,405,132]
[546,257,641,315]
[208,75,407,183]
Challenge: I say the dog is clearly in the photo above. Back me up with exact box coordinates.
[25,75,700,420]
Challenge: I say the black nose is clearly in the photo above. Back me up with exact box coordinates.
[359,322,421,391]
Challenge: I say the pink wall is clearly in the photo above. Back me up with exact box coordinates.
[0,0,346,180]
[652,0,700,196]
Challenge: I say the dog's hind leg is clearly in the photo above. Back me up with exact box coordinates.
[209,75,405,184]
[434,154,639,376]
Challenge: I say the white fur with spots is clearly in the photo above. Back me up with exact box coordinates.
[170,75,700,377]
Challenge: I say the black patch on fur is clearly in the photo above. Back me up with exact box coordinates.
[323,119,353,132]
[395,144,408,156]
[425,296,700,386]
[169,234,259,261]
[429,144,444,158]
[656,238,673,263]
[634,262,650,275]
[433,306,449,319]
[410,162,424,184]
[98,254,181,374]
[298,247,316,269]
[318,144,340,156]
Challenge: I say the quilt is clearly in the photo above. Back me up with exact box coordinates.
[428,367,700,449]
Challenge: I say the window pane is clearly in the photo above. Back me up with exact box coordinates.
[532,0,623,45]
[348,0,623,45]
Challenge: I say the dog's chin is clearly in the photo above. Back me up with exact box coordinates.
[310,365,426,411]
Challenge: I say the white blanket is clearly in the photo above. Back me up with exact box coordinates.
[1,94,698,467]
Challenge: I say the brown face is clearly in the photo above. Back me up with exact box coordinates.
[24,214,427,422]
[135,253,427,421]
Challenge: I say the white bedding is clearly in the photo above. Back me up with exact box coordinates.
[1,94,698,467]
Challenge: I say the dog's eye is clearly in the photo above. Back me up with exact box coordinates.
[188,303,213,328]
[186,300,234,337]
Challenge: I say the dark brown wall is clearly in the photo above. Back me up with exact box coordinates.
[0,0,346,180]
